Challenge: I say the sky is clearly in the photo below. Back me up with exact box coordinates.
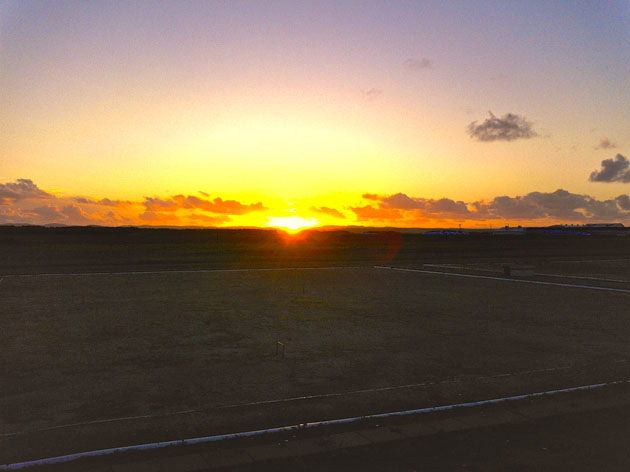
[1,0,629,229]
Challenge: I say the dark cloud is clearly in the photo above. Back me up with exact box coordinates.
[404,58,432,70]
[425,198,469,216]
[467,111,537,142]
[310,206,346,219]
[616,195,630,210]
[474,195,544,219]
[362,193,381,201]
[381,193,423,210]
[380,193,470,217]
[143,194,266,214]
[352,193,471,222]
[524,189,591,219]
[0,179,51,202]
[30,205,63,220]
[60,205,92,224]
[595,138,617,150]
[589,154,630,183]
[26,204,92,225]
[473,189,630,221]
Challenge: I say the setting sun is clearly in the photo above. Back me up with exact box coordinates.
[266,216,320,232]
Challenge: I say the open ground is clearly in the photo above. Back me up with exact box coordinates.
[2,227,630,467]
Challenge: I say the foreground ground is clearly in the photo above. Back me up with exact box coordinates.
[2,227,630,467]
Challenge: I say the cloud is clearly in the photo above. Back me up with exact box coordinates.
[595,138,617,150]
[359,189,630,224]
[0,179,268,227]
[425,198,470,216]
[404,58,432,70]
[380,193,423,210]
[187,213,231,224]
[60,205,92,224]
[30,205,64,220]
[363,88,382,101]
[380,193,471,217]
[25,204,93,225]
[361,193,382,201]
[473,189,630,221]
[467,111,537,142]
[589,154,630,183]
[616,195,630,210]
[351,193,471,223]
[74,197,132,207]
[0,179,51,202]
[142,194,266,214]
[310,206,346,219]
[350,205,403,221]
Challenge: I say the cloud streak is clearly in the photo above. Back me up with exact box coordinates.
[404,58,432,70]
[363,88,382,101]
[310,206,346,219]
[467,111,537,142]
[595,138,617,150]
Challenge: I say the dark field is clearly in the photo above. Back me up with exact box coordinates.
[2,227,630,465]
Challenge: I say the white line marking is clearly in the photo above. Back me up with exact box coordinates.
[423,264,463,269]
[551,258,630,263]
[0,266,361,279]
[2,380,627,469]
[538,273,630,284]
[423,264,630,284]
[376,266,630,293]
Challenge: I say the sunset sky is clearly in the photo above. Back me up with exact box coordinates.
[1,1,629,229]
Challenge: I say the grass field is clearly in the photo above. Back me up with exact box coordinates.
[3,236,630,465]
[0,256,630,459]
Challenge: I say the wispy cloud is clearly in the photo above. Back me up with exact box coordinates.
[310,206,346,219]
[363,88,382,101]
[404,57,431,71]
[594,137,618,150]
[589,154,630,183]
[467,111,537,142]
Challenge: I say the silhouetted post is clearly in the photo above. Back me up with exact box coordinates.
[276,340,285,358]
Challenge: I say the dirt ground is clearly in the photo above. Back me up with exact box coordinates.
[3,251,630,464]
[227,402,630,472]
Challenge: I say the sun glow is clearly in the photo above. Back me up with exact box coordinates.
[266,216,320,232]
